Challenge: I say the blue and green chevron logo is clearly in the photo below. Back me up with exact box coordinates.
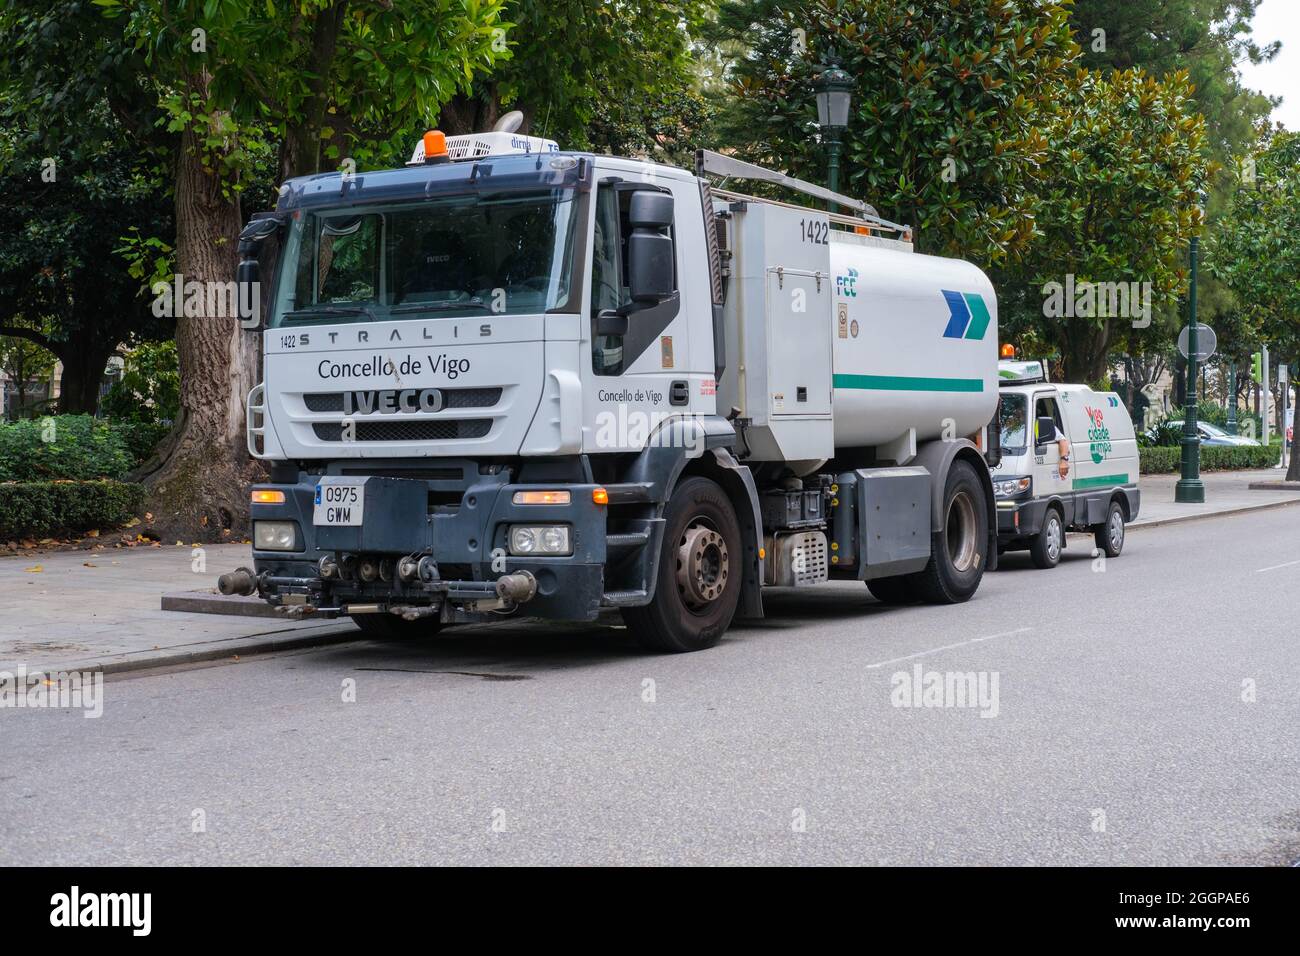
[941,290,992,340]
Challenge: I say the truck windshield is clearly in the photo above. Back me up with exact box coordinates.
[270,190,580,326]
[998,393,1028,456]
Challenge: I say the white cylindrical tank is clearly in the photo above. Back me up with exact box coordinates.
[829,236,998,449]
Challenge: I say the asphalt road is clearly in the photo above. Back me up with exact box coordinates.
[4,508,1299,866]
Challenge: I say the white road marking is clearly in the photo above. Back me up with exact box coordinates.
[864,627,1032,670]
[1255,559,1300,573]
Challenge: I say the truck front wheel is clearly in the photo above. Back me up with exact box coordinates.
[622,477,742,653]
[914,459,988,604]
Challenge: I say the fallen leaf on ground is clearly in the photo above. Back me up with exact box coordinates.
[85,529,100,538]
[83,562,96,568]
[122,517,140,528]
[23,565,42,573]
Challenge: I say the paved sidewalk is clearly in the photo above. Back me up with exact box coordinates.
[0,543,356,675]
[1133,468,1300,527]
[4,468,1298,676]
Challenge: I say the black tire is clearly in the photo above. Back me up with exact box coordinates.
[866,574,920,604]
[622,476,743,653]
[1029,507,1064,569]
[914,459,989,603]
[1093,499,1126,557]
[352,613,444,640]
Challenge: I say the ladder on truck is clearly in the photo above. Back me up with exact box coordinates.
[694,149,914,253]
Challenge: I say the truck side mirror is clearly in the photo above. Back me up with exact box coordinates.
[236,258,260,328]
[1035,416,1057,446]
[237,213,282,329]
[626,191,675,303]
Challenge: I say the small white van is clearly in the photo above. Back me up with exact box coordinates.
[992,361,1140,568]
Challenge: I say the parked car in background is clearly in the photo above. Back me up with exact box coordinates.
[1155,420,1260,447]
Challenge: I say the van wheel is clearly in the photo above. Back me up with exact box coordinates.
[1094,500,1126,557]
[622,477,742,653]
[1030,508,1064,569]
[914,459,988,603]
[352,614,444,640]
[867,575,919,604]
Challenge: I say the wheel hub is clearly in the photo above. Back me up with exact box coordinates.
[946,490,978,572]
[677,524,729,609]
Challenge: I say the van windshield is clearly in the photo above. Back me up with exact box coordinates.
[998,393,1028,456]
[270,190,580,326]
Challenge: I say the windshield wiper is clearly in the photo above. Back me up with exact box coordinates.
[282,304,379,323]
[390,299,490,315]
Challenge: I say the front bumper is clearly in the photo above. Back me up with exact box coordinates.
[996,496,1049,539]
[245,467,608,622]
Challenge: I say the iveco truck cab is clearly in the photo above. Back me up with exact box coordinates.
[992,360,1140,568]
[219,128,1004,652]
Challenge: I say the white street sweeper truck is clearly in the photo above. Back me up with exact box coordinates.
[219,128,1002,652]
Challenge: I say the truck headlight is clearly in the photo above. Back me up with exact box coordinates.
[994,477,1032,498]
[509,525,572,556]
[254,520,298,551]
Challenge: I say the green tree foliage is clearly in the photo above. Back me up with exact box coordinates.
[712,0,1078,262]
[101,340,180,425]
[1068,0,1278,368]
[1206,130,1300,367]
[997,69,1209,382]
[1070,0,1276,170]
[438,0,709,160]
[0,2,174,414]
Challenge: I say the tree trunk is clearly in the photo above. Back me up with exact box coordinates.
[57,344,113,415]
[276,2,347,182]
[138,111,259,541]
[1059,319,1111,385]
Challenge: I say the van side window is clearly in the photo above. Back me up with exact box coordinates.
[1034,396,1065,441]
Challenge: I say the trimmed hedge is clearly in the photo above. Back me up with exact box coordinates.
[1140,443,1280,474]
[0,416,134,481]
[0,480,146,539]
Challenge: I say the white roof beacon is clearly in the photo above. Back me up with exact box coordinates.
[407,130,560,166]
[998,359,1048,386]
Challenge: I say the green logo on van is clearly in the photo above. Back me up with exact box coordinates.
[1085,404,1111,464]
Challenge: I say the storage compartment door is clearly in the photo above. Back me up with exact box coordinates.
[765,269,832,417]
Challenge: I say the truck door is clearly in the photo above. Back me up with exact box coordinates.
[582,178,704,453]
[1031,391,1071,513]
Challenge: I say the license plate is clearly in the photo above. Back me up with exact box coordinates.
[313,478,365,526]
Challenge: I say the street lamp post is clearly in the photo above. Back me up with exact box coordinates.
[1176,199,1206,503]
[1227,365,1238,435]
[814,62,853,212]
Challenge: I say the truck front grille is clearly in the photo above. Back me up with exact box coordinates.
[303,387,502,412]
[312,420,492,442]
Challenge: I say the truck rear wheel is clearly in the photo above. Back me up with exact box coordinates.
[914,459,988,604]
[866,575,919,604]
[352,613,444,640]
[622,477,742,653]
